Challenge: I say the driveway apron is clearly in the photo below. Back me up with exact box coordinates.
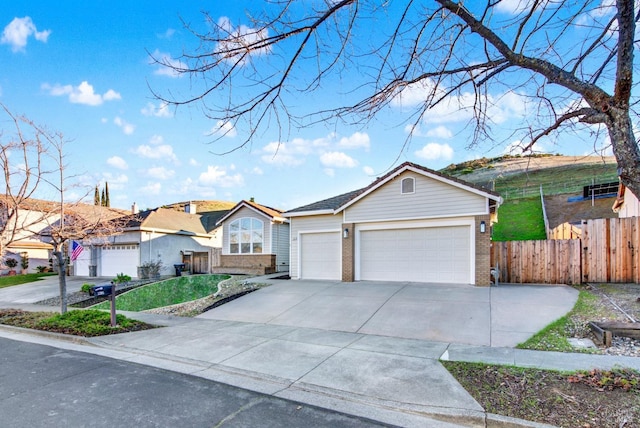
[198,279,578,347]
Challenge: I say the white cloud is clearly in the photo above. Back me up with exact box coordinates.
[1,17,51,52]
[133,143,178,163]
[208,120,237,138]
[421,90,527,125]
[404,124,454,139]
[251,167,263,175]
[146,166,175,180]
[141,182,162,195]
[151,49,187,78]
[100,172,129,189]
[324,168,335,177]
[149,135,164,145]
[141,101,172,118]
[415,143,454,160]
[338,132,370,150]
[363,166,375,175]
[107,156,128,170]
[391,78,442,108]
[261,140,310,166]
[260,132,369,166]
[426,126,453,139]
[158,28,175,39]
[216,17,271,64]
[189,158,200,166]
[198,165,244,187]
[320,152,358,168]
[114,117,135,135]
[42,81,121,106]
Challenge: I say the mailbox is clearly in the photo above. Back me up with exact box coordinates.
[91,283,114,297]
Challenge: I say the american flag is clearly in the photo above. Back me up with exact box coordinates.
[70,240,84,261]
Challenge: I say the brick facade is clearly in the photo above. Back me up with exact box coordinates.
[341,223,355,282]
[212,254,276,275]
[474,214,492,286]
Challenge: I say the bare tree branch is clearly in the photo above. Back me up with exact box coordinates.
[153,0,640,198]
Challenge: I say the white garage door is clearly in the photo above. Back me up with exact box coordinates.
[359,226,471,283]
[101,244,140,278]
[300,232,340,280]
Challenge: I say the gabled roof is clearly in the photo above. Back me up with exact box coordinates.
[216,200,288,225]
[284,161,502,216]
[116,208,212,236]
[0,194,129,222]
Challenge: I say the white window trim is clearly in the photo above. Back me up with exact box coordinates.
[401,177,415,194]
[229,217,264,254]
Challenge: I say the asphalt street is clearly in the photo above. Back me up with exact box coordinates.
[0,337,389,428]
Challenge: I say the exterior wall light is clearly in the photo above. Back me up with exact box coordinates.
[480,221,486,233]
[343,228,349,239]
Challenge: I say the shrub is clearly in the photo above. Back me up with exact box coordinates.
[80,283,93,294]
[115,273,131,284]
[4,258,18,269]
[35,266,49,273]
[20,254,29,270]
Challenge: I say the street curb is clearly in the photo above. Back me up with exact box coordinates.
[0,323,96,347]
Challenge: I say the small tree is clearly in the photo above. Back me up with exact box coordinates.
[20,252,28,272]
[94,186,100,206]
[1,104,133,313]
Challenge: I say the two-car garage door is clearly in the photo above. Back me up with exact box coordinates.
[299,225,472,283]
[358,226,471,283]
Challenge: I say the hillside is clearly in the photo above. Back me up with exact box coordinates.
[442,155,620,241]
[443,155,619,199]
[162,200,236,213]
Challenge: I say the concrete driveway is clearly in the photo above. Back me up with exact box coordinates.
[198,279,579,347]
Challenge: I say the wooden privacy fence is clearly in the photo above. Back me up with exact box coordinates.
[491,217,640,284]
[492,240,582,284]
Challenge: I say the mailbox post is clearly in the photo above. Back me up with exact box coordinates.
[90,282,117,327]
[109,281,117,327]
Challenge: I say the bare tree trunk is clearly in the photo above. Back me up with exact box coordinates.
[53,250,68,314]
[607,111,640,198]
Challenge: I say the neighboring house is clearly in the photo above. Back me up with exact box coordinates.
[1,196,126,274]
[214,199,290,275]
[612,183,640,218]
[284,162,502,286]
[72,205,221,278]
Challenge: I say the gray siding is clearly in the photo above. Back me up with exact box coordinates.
[221,206,272,255]
[289,214,343,278]
[272,222,290,272]
[344,171,487,222]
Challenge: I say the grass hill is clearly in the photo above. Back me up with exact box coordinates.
[441,155,620,241]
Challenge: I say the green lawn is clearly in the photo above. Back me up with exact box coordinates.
[92,274,229,312]
[492,196,546,241]
[0,273,57,289]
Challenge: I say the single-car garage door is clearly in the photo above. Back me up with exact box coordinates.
[101,244,140,278]
[358,226,471,283]
[300,232,340,280]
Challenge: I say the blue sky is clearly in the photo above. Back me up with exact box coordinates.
[0,1,614,211]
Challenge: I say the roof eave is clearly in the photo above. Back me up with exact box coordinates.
[283,209,336,218]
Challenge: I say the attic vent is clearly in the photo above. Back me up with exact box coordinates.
[401,177,415,194]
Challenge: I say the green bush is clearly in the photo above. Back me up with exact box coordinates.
[36,310,143,336]
[115,273,131,284]
[80,283,93,294]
